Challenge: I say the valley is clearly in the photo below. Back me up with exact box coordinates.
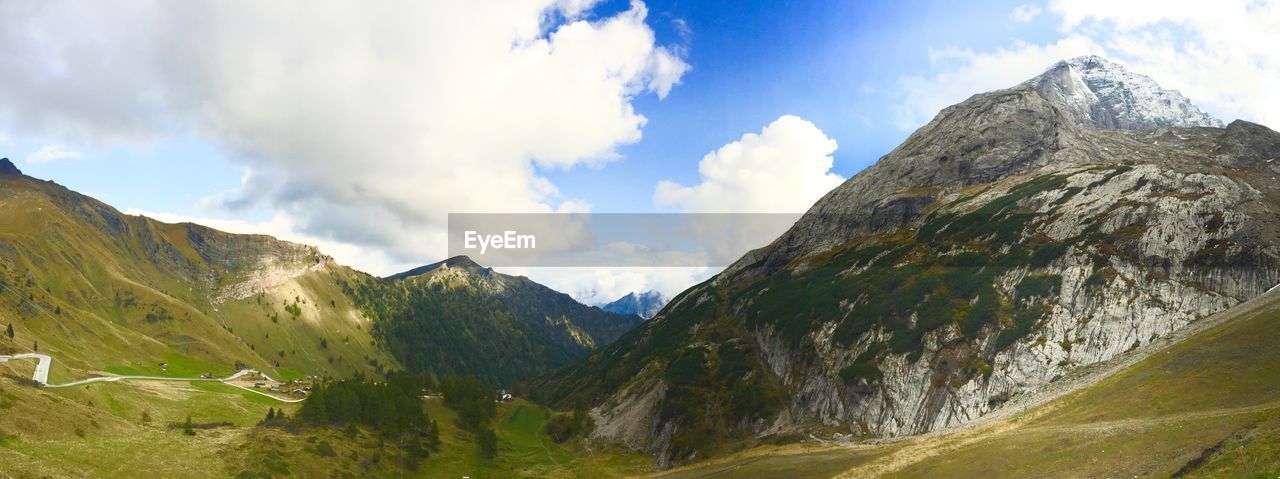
[0,159,650,477]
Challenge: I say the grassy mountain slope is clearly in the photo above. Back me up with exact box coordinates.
[0,166,394,382]
[647,287,1280,478]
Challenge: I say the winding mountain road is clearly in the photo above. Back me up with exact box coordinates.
[0,353,304,402]
[0,353,50,384]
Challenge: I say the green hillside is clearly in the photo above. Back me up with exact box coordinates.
[352,256,643,386]
[0,170,395,383]
[0,166,639,387]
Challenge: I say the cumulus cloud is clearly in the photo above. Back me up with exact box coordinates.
[0,0,688,270]
[25,145,84,164]
[1009,4,1042,22]
[655,115,844,213]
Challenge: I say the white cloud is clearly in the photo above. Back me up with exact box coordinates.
[1009,4,1043,22]
[655,115,844,213]
[0,132,9,143]
[24,145,84,164]
[893,36,1106,129]
[0,0,688,271]
[503,266,716,306]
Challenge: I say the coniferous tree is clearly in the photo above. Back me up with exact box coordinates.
[440,376,495,432]
[4,323,12,339]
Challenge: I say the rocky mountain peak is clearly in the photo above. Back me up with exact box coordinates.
[1023,55,1224,130]
[386,255,492,281]
[431,255,486,272]
[0,158,20,176]
[600,290,667,319]
[723,56,1231,282]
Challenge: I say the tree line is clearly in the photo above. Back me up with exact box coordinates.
[289,372,504,461]
[293,372,441,466]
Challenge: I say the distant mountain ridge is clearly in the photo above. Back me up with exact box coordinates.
[600,291,666,319]
[0,166,397,380]
[0,165,643,388]
[348,255,644,385]
[385,255,493,281]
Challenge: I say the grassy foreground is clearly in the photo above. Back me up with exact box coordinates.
[0,361,649,478]
[7,286,1280,478]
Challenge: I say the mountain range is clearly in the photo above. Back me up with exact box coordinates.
[0,161,637,386]
[600,291,667,319]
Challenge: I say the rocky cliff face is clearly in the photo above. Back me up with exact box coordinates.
[534,57,1280,468]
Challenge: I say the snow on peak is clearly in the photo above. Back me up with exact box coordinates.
[1023,55,1224,130]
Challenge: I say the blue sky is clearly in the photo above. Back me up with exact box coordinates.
[11,0,1054,216]
[516,0,1066,211]
[2,0,1277,302]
